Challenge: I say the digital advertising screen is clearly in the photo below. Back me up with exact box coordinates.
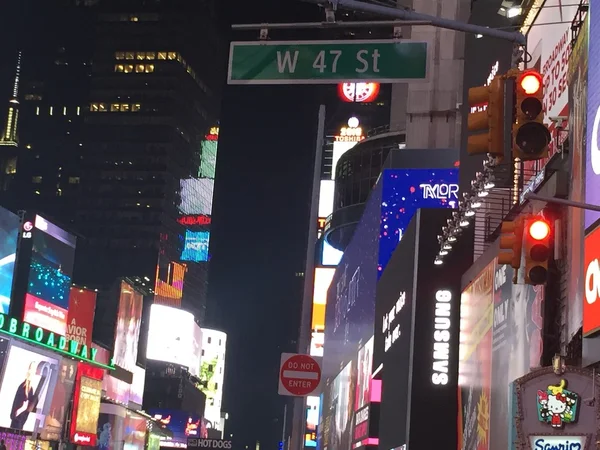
[40,358,77,441]
[378,167,459,277]
[586,8,600,230]
[129,365,146,408]
[353,337,374,447]
[320,360,356,450]
[0,342,60,432]
[154,261,185,306]
[305,396,320,448]
[113,281,143,372]
[199,329,227,432]
[24,215,76,336]
[179,178,214,216]
[66,287,97,348]
[181,230,210,262]
[70,363,103,446]
[321,241,343,267]
[0,207,19,314]
[149,409,206,447]
[124,410,147,450]
[375,210,470,450]
[323,181,382,381]
[97,403,126,450]
[103,374,130,406]
[147,304,201,376]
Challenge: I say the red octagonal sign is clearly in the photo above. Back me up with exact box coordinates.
[278,353,322,397]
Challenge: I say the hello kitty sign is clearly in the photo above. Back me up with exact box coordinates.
[536,379,580,428]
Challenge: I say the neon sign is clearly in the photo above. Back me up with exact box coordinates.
[178,215,211,226]
[431,290,452,385]
[419,183,459,207]
[335,126,364,143]
[338,82,380,103]
[0,313,114,369]
[205,126,219,141]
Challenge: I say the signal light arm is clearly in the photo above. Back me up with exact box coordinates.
[526,193,600,213]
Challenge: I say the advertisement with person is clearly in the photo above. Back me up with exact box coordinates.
[113,281,143,372]
[320,360,356,450]
[353,337,373,445]
[40,358,77,441]
[305,396,320,448]
[324,182,381,381]
[66,287,97,348]
[96,403,126,450]
[70,363,104,446]
[0,208,19,314]
[124,410,146,450]
[458,261,494,450]
[586,6,600,230]
[489,264,544,450]
[0,343,59,432]
[24,215,76,336]
[567,13,588,341]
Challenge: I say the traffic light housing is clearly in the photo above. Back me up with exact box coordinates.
[279,442,284,450]
[497,218,524,269]
[512,70,551,161]
[523,217,552,285]
[467,76,505,157]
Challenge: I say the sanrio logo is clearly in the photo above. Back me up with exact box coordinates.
[586,258,600,305]
[530,436,584,450]
[536,379,579,428]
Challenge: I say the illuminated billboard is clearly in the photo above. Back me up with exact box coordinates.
[321,241,343,266]
[41,358,77,441]
[179,178,214,216]
[150,409,206,447]
[305,396,320,447]
[154,261,186,306]
[113,281,143,372]
[586,10,600,230]
[331,120,364,179]
[146,304,201,376]
[66,287,97,348]
[24,215,77,336]
[0,342,59,432]
[337,83,380,103]
[70,363,103,446]
[199,328,227,434]
[200,138,218,179]
[181,230,210,262]
[311,268,335,334]
[318,180,335,218]
[0,207,19,314]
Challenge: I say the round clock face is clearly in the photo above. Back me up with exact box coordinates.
[338,82,380,103]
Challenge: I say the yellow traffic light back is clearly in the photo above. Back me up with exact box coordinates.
[467,76,505,157]
[497,218,524,269]
[523,217,552,285]
[512,70,551,161]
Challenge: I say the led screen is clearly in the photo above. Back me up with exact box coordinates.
[318,180,335,217]
[312,268,335,333]
[181,230,210,262]
[97,403,126,450]
[103,374,130,405]
[0,343,59,432]
[149,409,206,446]
[70,363,103,446]
[154,261,185,305]
[124,410,147,450]
[378,168,459,277]
[305,396,320,448]
[199,329,227,433]
[331,140,359,180]
[321,241,343,266]
[65,287,97,348]
[24,216,76,335]
[323,181,382,380]
[587,9,600,229]
[0,208,19,314]
[320,360,355,450]
[179,178,214,216]
[147,304,201,376]
[353,337,374,446]
[113,281,143,372]
[40,358,77,441]
[200,139,218,179]
[129,365,146,407]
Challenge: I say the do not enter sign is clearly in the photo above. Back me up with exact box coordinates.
[278,353,322,397]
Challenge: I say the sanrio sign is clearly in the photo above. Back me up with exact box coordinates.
[529,436,584,450]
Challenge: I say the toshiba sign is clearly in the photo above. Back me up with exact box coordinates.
[584,226,600,336]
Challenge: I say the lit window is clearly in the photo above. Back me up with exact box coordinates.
[145,64,154,73]
[115,64,124,72]
[146,52,155,60]
[124,65,134,73]
[132,104,141,112]
[32,176,43,184]
[136,64,145,73]
[177,54,183,63]
[130,15,139,22]
[125,52,135,60]
[69,177,80,184]
[115,52,125,60]
[158,52,167,60]
[121,104,130,112]
[110,104,121,112]
[90,103,99,112]
[136,52,146,60]
[98,103,107,112]
[168,52,177,60]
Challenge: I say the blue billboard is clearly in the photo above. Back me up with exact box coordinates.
[0,207,19,314]
[181,230,210,262]
[378,168,459,276]
[323,167,459,380]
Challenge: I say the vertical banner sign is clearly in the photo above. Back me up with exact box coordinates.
[278,353,322,397]
[584,226,600,336]
[587,5,600,230]
[70,363,103,446]
[66,288,97,348]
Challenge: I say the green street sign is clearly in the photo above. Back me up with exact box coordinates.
[0,313,115,370]
[228,40,428,85]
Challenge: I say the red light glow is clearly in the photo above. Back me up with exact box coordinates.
[338,82,380,103]
[520,72,542,95]
[529,220,550,241]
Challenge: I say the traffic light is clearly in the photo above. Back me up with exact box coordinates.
[512,70,551,160]
[523,217,552,285]
[467,76,505,157]
[497,218,524,269]
[278,442,284,450]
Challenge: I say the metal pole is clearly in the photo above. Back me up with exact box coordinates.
[526,193,600,213]
[300,0,526,43]
[282,403,287,444]
[232,20,431,30]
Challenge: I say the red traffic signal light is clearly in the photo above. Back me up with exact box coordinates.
[512,70,551,161]
[523,217,552,285]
